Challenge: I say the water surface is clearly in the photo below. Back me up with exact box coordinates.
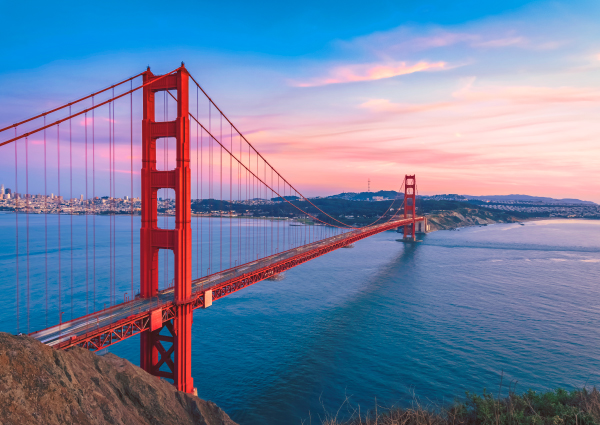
[1,217,599,424]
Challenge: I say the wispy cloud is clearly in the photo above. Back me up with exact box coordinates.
[453,83,600,104]
[471,36,527,48]
[292,60,449,87]
[359,98,452,114]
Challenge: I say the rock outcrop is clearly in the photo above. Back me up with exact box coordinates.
[427,208,522,231]
[0,332,238,425]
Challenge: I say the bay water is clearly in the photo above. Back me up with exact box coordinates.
[1,215,599,424]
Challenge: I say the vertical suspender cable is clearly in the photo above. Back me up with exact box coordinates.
[271,169,273,256]
[26,135,30,333]
[112,91,116,303]
[238,134,241,266]
[265,163,268,255]
[44,117,48,326]
[131,81,134,297]
[108,102,112,305]
[209,104,212,276]
[230,125,232,269]
[92,97,96,311]
[218,115,221,272]
[57,124,61,322]
[196,86,199,279]
[69,107,73,320]
[200,127,203,277]
[245,146,248,263]
[85,112,89,315]
[15,128,19,332]
[254,158,257,259]
[277,175,280,254]
[283,184,286,250]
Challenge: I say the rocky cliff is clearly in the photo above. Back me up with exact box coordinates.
[427,208,523,231]
[0,332,237,425]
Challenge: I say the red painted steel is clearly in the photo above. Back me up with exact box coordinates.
[140,66,193,393]
[52,216,423,353]
[403,175,416,240]
[4,66,425,396]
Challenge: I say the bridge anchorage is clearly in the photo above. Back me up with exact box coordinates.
[1,63,425,394]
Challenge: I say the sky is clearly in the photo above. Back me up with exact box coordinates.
[1,0,599,202]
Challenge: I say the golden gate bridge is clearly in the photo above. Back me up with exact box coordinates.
[0,64,425,394]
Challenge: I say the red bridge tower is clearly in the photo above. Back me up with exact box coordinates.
[403,175,416,240]
[140,65,194,393]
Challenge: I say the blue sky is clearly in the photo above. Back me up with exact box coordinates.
[1,0,599,200]
[2,0,543,65]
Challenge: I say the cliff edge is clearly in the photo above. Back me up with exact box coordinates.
[0,332,237,425]
[427,208,523,231]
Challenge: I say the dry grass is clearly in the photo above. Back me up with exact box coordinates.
[312,387,600,425]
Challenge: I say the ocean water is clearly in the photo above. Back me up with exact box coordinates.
[1,216,600,424]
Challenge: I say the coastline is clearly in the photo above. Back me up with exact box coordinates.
[426,208,538,232]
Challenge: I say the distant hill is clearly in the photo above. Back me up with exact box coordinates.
[322,191,595,205]
[463,194,596,205]
[326,190,401,201]
[271,195,300,202]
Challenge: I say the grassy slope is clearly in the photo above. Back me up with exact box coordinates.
[323,388,600,425]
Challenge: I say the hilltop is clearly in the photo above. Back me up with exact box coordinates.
[324,191,596,205]
[462,194,596,205]
[0,332,237,425]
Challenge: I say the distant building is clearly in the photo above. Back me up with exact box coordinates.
[0,184,4,195]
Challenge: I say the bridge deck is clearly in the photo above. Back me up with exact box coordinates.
[30,217,423,351]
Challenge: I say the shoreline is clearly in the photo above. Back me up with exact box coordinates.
[424,209,574,233]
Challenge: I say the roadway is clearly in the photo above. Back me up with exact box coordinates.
[30,217,421,350]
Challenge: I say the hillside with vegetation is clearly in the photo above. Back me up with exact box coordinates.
[322,387,600,425]
[192,198,531,229]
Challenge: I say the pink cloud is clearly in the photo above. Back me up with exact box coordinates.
[79,116,116,126]
[357,84,600,121]
[454,84,600,104]
[344,25,558,56]
[234,78,600,201]
[399,33,531,51]
[293,61,449,87]
[359,98,452,114]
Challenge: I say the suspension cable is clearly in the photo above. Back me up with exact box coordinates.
[0,68,180,147]
[0,72,145,133]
